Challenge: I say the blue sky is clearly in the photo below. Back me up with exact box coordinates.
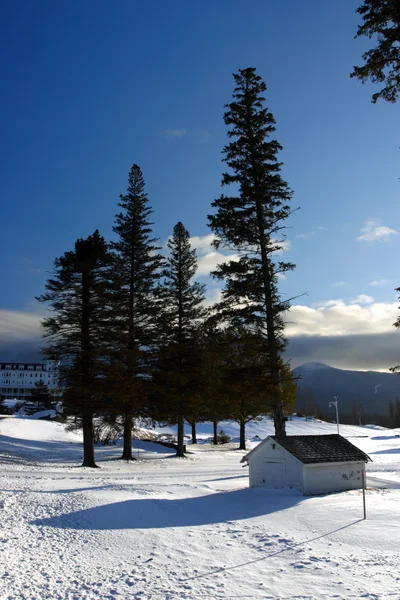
[1,0,399,369]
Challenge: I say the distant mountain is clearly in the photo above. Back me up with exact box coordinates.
[293,362,400,419]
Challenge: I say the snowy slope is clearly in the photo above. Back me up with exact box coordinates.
[0,418,399,599]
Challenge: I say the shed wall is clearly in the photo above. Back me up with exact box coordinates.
[303,462,365,495]
[248,438,303,490]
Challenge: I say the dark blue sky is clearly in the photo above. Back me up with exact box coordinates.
[1,0,399,369]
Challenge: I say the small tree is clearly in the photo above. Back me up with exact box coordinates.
[351,0,400,103]
[38,230,112,468]
[25,380,55,414]
[0,395,11,415]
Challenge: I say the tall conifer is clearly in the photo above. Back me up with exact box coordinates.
[156,222,206,457]
[110,165,164,460]
[351,0,400,103]
[208,68,295,438]
[38,230,112,467]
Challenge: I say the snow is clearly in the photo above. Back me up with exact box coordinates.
[294,362,332,373]
[0,417,399,599]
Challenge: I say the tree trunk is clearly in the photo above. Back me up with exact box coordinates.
[273,408,286,439]
[176,414,185,457]
[248,124,286,439]
[82,404,98,468]
[213,420,218,445]
[121,412,134,460]
[191,421,197,444]
[81,269,98,467]
[239,416,246,450]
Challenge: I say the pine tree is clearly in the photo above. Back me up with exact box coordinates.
[24,380,55,414]
[351,0,400,103]
[199,324,232,445]
[390,287,400,373]
[37,230,112,468]
[110,165,164,460]
[0,394,10,415]
[156,222,206,457]
[208,67,295,438]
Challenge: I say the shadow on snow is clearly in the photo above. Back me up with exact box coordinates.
[31,487,305,530]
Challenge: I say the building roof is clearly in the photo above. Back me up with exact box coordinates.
[241,434,372,465]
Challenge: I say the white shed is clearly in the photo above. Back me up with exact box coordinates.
[241,434,371,495]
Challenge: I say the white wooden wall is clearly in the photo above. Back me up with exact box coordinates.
[303,461,365,495]
[248,438,303,491]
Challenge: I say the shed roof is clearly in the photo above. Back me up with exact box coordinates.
[241,434,372,465]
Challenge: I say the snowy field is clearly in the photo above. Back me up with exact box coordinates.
[0,417,399,599]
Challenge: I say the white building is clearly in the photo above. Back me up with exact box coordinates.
[241,434,371,495]
[0,361,60,401]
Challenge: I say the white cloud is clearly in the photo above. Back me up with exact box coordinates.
[196,251,240,276]
[285,299,397,337]
[350,294,375,305]
[295,226,325,240]
[194,128,211,143]
[203,287,223,309]
[272,239,291,254]
[190,234,215,255]
[332,281,345,288]
[356,219,399,243]
[162,128,187,141]
[369,279,389,287]
[0,309,42,341]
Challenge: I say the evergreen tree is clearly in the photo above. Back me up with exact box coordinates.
[351,0,400,103]
[0,394,10,415]
[208,67,295,438]
[222,326,270,450]
[199,324,232,445]
[110,165,164,460]
[37,230,112,468]
[156,222,206,457]
[24,380,55,415]
[390,287,400,373]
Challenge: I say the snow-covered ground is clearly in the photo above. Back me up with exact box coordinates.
[0,417,399,599]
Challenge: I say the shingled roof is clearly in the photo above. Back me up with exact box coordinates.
[270,434,371,464]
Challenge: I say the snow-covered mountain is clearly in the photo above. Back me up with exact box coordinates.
[293,362,400,418]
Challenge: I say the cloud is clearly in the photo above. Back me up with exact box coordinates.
[296,226,325,240]
[286,332,399,372]
[194,128,212,143]
[356,219,399,243]
[197,251,240,276]
[332,281,345,288]
[161,128,188,141]
[272,239,291,254]
[369,279,389,287]
[0,308,44,362]
[350,294,375,305]
[203,287,223,309]
[190,234,215,255]
[285,298,397,337]
[189,234,239,277]
[0,309,43,342]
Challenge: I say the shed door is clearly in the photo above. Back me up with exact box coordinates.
[263,460,284,488]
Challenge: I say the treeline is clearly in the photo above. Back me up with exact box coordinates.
[38,67,297,467]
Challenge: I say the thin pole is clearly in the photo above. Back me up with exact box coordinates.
[329,397,340,435]
[335,401,339,435]
[362,469,367,520]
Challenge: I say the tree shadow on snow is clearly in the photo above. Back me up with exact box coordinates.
[0,434,82,464]
[371,448,400,454]
[31,488,305,530]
